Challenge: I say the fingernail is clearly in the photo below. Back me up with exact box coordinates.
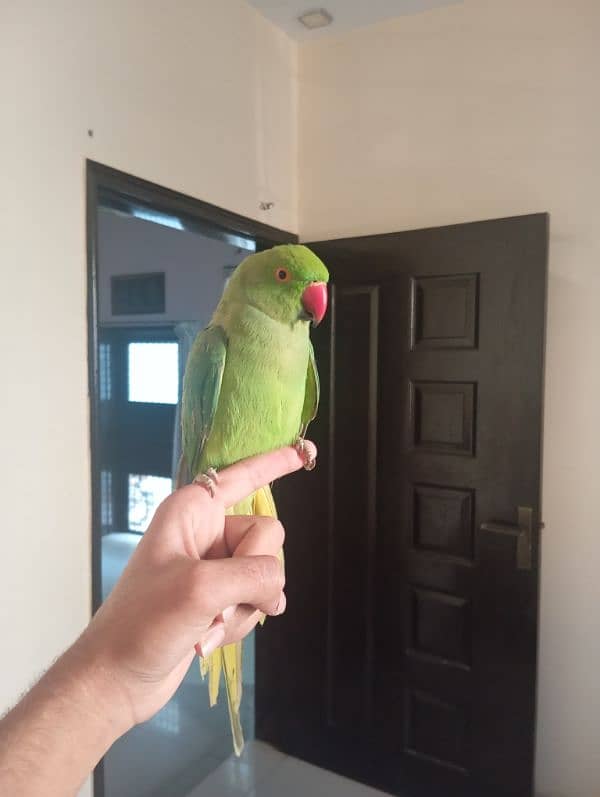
[274,592,286,616]
[198,622,226,658]
[222,605,236,622]
[303,440,317,461]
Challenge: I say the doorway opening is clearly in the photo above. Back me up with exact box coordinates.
[89,164,547,797]
[87,161,296,797]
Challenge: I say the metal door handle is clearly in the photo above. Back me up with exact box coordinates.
[480,506,536,571]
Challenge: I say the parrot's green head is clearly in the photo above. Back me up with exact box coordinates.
[225,244,329,327]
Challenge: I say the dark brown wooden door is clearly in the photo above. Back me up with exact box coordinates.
[256,214,548,797]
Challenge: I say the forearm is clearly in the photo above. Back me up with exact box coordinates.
[0,640,129,797]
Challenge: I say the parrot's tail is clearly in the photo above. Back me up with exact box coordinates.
[200,642,244,755]
[199,483,279,757]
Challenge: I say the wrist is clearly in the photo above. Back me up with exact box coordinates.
[61,634,135,744]
[0,637,133,797]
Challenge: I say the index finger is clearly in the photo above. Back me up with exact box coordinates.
[218,442,316,508]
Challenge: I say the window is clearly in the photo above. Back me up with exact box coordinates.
[128,342,179,404]
[128,474,172,533]
[99,342,112,401]
[100,470,113,531]
[99,329,178,534]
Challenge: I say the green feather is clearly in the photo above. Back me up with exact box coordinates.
[301,340,320,437]
[180,325,227,481]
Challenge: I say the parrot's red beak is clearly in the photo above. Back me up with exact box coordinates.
[301,282,328,326]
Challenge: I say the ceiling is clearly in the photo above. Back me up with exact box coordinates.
[246,0,461,40]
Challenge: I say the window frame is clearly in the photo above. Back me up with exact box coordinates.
[98,325,178,535]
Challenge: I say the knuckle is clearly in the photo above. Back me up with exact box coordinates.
[271,519,286,547]
[269,557,286,593]
[149,493,172,523]
[256,517,285,548]
[275,568,285,593]
[246,555,283,592]
[186,560,211,608]
[151,491,187,529]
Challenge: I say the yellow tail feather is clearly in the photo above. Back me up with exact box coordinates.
[207,647,222,707]
[253,484,278,517]
[199,484,278,756]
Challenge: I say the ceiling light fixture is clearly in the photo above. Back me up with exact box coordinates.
[298,8,333,29]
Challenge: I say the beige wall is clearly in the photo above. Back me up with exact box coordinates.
[298,2,600,796]
[0,2,296,795]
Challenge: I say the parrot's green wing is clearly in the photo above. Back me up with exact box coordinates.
[180,325,227,482]
[300,340,320,437]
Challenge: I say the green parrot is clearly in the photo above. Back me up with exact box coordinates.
[177,243,329,755]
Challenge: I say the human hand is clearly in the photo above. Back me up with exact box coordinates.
[0,445,316,797]
[74,444,315,733]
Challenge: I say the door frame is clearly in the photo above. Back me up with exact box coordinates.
[86,160,297,797]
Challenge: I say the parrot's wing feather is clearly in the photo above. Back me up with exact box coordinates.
[181,324,227,480]
[300,340,320,437]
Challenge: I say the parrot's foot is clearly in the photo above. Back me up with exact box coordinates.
[193,467,219,497]
[295,437,317,471]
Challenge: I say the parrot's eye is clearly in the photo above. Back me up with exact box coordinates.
[275,267,291,283]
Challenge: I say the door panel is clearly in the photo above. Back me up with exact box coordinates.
[328,285,379,730]
[256,214,548,797]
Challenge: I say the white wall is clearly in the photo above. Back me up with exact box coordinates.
[0,3,296,795]
[298,2,600,796]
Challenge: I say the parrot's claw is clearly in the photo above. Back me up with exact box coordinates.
[295,437,316,471]
[193,467,219,497]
